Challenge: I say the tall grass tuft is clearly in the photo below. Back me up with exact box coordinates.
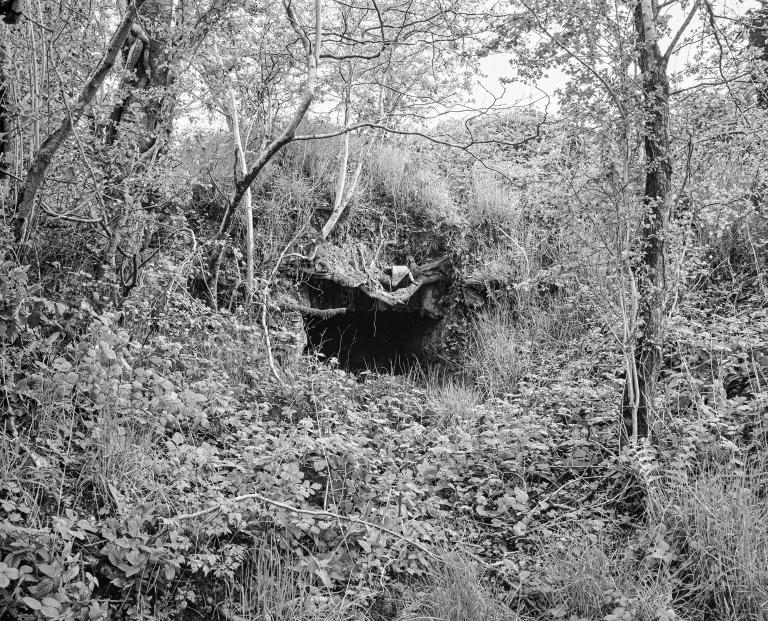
[81,407,163,509]
[465,305,531,396]
[650,456,768,620]
[423,369,484,426]
[0,433,49,527]
[470,170,520,231]
[539,455,768,621]
[464,290,590,397]
[368,144,463,227]
[224,539,358,621]
[400,552,519,621]
[539,533,675,621]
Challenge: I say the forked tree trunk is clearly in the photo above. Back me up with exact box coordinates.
[206,0,321,308]
[107,0,174,151]
[13,0,145,242]
[621,0,672,444]
[102,0,174,273]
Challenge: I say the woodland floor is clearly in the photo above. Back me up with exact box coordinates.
[2,281,767,621]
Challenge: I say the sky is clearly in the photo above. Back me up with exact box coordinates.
[469,0,760,115]
[183,0,758,133]
[475,53,565,113]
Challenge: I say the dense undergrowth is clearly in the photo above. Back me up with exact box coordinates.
[2,207,767,620]
[3,0,768,617]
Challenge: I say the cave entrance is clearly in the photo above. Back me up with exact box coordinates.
[305,310,440,373]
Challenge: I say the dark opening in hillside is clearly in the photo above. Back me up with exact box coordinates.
[305,310,440,373]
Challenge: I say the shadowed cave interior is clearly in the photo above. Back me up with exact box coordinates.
[305,310,441,373]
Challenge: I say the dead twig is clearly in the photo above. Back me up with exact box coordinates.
[279,302,348,318]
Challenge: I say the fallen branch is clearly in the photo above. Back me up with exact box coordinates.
[163,491,437,560]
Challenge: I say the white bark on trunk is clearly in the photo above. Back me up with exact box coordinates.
[321,131,367,240]
[226,84,254,302]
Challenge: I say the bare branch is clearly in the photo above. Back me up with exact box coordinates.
[662,0,700,67]
[293,119,545,150]
[281,303,348,317]
[670,72,751,95]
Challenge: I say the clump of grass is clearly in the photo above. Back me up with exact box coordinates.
[539,533,674,621]
[650,456,768,620]
[424,371,484,426]
[80,408,163,509]
[540,455,768,621]
[224,540,359,621]
[465,305,531,396]
[368,144,463,226]
[470,171,520,231]
[521,291,589,345]
[400,552,518,621]
[542,538,619,615]
[464,291,590,397]
[0,434,49,527]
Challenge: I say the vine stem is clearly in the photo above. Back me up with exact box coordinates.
[163,491,437,560]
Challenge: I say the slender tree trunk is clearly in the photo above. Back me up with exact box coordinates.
[27,20,40,153]
[621,0,672,444]
[226,84,255,303]
[321,132,365,240]
[101,0,174,282]
[13,0,145,242]
[749,6,768,214]
[749,6,768,109]
[206,0,322,305]
[0,36,12,179]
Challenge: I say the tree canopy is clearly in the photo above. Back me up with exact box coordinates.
[1,1,767,619]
